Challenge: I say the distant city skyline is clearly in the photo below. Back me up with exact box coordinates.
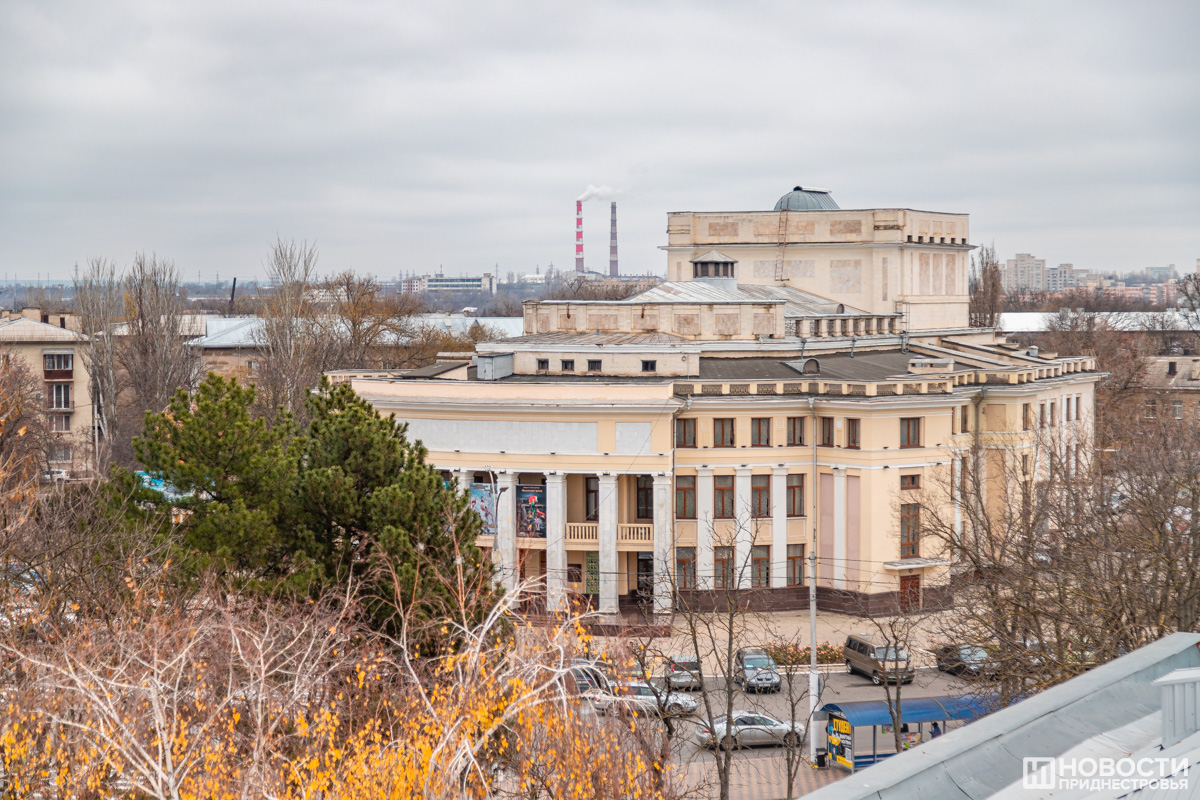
[2,1,1196,281]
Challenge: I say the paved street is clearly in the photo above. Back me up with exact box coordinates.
[590,665,977,799]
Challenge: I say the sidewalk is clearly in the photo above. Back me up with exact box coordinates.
[676,757,845,799]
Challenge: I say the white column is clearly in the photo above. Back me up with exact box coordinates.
[456,468,474,492]
[496,471,518,593]
[833,468,846,590]
[771,466,789,588]
[598,473,619,614]
[545,472,567,613]
[652,473,673,615]
[735,467,753,590]
[696,467,715,589]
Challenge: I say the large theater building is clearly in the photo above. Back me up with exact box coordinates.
[335,186,1099,619]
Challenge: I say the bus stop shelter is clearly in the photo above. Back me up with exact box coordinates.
[821,695,994,772]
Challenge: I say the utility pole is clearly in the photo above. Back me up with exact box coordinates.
[808,396,821,763]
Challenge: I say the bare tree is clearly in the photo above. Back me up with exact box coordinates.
[254,238,340,420]
[73,257,126,465]
[969,244,1003,327]
[117,253,202,417]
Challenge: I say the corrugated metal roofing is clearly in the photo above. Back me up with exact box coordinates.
[0,317,88,343]
[823,695,995,728]
[624,281,866,317]
[803,632,1200,800]
[499,331,691,347]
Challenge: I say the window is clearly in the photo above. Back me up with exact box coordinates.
[49,443,73,464]
[1173,400,1183,420]
[900,504,920,558]
[585,477,599,521]
[750,417,771,446]
[537,359,549,371]
[1040,401,1047,428]
[751,475,770,518]
[50,414,71,432]
[960,405,970,433]
[636,476,653,519]
[1144,400,1156,419]
[786,416,805,446]
[1168,361,1178,376]
[1023,402,1033,431]
[675,476,696,518]
[751,545,770,588]
[48,383,72,410]
[676,547,696,589]
[714,475,734,518]
[786,474,805,517]
[845,418,860,449]
[43,354,72,371]
[900,417,921,448]
[641,360,657,373]
[1021,455,1030,476]
[561,359,575,372]
[1049,401,1056,426]
[820,417,835,446]
[246,360,259,371]
[675,418,696,447]
[787,544,805,586]
[714,546,734,589]
[900,474,920,490]
[587,359,602,372]
[567,564,583,583]
[713,418,735,447]
[1066,396,1073,422]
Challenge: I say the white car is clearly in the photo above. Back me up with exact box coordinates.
[588,681,698,717]
[696,712,805,749]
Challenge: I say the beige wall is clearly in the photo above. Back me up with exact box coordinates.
[664,208,972,330]
[5,340,93,475]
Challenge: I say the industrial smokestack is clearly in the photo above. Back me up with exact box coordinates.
[609,202,618,277]
[575,200,584,272]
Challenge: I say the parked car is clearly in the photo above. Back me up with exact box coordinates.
[588,681,698,717]
[568,663,611,695]
[696,712,805,750]
[41,469,69,483]
[733,647,781,693]
[934,644,995,677]
[665,655,703,690]
[843,633,914,685]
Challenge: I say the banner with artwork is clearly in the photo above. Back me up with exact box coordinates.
[516,484,546,537]
[469,484,497,536]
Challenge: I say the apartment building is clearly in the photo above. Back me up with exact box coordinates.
[0,314,93,476]
[337,187,1101,618]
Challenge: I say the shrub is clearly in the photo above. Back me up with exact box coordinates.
[765,640,841,666]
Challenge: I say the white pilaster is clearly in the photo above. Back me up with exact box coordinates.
[652,473,673,615]
[833,468,846,590]
[771,466,789,588]
[696,467,714,589]
[496,472,518,593]
[735,467,753,590]
[545,472,567,613]
[598,473,619,614]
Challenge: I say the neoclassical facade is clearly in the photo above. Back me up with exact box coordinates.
[336,187,1100,618]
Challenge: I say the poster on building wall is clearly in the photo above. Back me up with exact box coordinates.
[469,485,497,536]
[516,484,546,537]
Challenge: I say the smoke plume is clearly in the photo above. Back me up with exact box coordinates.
[577,184,620,202]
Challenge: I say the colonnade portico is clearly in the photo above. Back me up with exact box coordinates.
[450,467,674,618]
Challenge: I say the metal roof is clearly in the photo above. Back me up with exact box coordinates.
[823,695,995,728]
[495,331,691,348]
[624,281,867,317]
[803,632,1200,800]
[773,185,841,211]
[0,317,89,343]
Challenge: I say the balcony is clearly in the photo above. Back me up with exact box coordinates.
[563,522,654,550]
[44,370,73,381]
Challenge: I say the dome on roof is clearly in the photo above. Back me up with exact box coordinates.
[773,185,840,211]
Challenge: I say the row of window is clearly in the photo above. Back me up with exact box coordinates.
[1021,395,1084,430]
[46,383,72,409]
[675,416,923,448]
[675,544,807,589]
[43,353,73,372]
[536,358,656,373]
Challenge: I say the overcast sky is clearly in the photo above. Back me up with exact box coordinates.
[2,0,1197,282]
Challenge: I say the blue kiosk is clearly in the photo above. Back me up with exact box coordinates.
[821,695,993,772]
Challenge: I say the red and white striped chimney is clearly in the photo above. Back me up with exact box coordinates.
[575,200,584,272]
[609,201,618,277]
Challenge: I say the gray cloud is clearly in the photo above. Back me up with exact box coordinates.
[1,0,1197,280]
